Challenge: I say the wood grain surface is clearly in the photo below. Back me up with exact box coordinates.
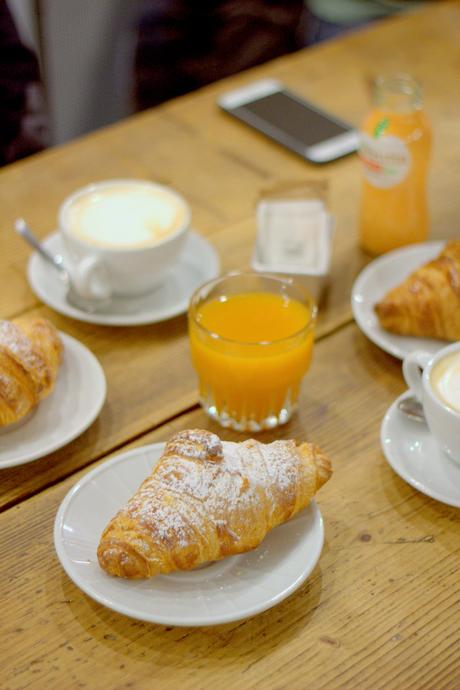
[2,4,460,689]
[2,324,460,690]
[3,2,460,506]
[0,215,358,510]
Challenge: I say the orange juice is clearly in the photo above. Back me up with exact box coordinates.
[188,275,316,431]
[359,75,431,255]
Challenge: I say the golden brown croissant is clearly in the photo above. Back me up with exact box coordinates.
[374,241,460,340]
[97,429,332,579]
[0,316,63,426]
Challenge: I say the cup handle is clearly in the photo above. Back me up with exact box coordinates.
[402,350,432,402]
[73,255,112,300]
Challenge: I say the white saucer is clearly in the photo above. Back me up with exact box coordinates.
[0,333,106,469]
[381,392,460,507]
[352,242,446,360]
[54,443,324,627]
[28,231,220,326]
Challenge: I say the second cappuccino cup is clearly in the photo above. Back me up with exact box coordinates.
[59,179,191,299]
[403,342,460,464]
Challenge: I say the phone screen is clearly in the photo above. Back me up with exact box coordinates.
[231,91,349,147]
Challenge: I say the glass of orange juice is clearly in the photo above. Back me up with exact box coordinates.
[188,272,317,431]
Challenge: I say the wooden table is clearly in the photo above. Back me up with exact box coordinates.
[2,4,460,688]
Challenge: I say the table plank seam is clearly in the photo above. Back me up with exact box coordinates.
[0,402,200,515]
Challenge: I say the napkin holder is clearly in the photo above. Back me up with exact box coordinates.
[251,197,334,302]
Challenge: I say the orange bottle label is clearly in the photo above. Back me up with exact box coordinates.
[360,133,411,189]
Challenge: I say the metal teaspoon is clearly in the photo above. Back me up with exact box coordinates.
[14,218,111,313]
[397,395,426,423]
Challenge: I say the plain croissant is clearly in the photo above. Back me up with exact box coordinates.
[374,241,460,341]
[97,429,332,579]
[0,316,63,426]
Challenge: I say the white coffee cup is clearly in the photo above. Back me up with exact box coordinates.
[403,342,460,463]
[59,179,191,299]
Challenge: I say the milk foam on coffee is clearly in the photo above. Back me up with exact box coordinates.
[66,183,186,248]
[431,351,460,413]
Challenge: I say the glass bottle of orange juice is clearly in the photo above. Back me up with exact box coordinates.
[359,74,431,255]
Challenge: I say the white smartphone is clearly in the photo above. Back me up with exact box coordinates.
[218,78,359,164]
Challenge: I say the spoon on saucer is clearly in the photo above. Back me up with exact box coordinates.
[397,395,426,423]
[14,218,111,313]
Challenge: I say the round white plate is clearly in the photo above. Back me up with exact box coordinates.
[54,443,324,627]
[381,391,460,507]
[352,242,446,360]
[28,231,220,326]
[0,333,106,468]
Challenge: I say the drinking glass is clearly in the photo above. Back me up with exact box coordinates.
[188,272,317,431]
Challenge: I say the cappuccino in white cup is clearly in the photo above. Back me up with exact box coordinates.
[60,179,190,299]
[65,182,187,249]
[431,351,460,414]
[403,342,460,463]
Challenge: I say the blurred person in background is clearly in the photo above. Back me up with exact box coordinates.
[1,0,307,158]
[0,0,49,165]
[134,0,307,110]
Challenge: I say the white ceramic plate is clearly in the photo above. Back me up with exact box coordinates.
[54,443,325,627]
[381,391,460,507]
[28,231,220,326]
[352,242,446,360]
[0,333,106,468]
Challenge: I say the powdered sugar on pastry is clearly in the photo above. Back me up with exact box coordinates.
[97,429,332,578]
[0,317,62,426]
[0,321,47,391]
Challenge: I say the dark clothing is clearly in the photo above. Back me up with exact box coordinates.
[134,0,307,110]
[0,0,48,165]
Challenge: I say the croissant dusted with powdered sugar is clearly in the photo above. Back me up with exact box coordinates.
[97,429,332,579]
[0,316,62,426]
[374,241,460,341]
